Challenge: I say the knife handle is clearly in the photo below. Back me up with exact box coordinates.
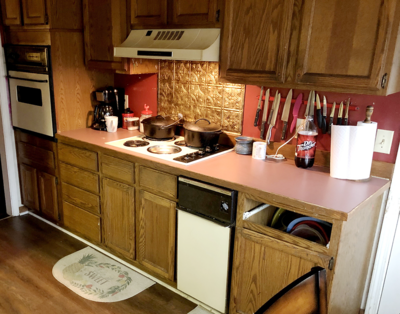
[254,108,261,126]
[328,117,333,134]
[321,116,327,134]
[343,118,348,125]
[281,122,288,140]
[316,109,322,129]
[260,121,266,139]
[337,117,342,126]
[266,125,273,145]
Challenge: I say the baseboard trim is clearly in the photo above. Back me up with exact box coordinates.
[27,212,221,314]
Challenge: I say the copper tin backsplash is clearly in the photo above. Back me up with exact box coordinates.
[158,61,245,134]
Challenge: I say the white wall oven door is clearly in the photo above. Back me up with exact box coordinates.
[9,70,54,137]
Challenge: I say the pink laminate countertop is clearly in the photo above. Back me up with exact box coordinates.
[57,128,390,220]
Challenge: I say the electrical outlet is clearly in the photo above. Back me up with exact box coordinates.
[374,129,394,154]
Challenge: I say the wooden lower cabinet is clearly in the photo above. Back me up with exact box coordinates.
[19,163,39,211]
[38,171,58,221]
[138,189,176,281]
[229,228,331,314]
[102,178,136,259]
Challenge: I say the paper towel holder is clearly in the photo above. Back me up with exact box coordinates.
[363,106,374,123]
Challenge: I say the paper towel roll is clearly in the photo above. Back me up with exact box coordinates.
[330,122,377,180]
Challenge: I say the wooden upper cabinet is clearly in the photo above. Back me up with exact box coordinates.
[220,0,295,84]
[0,0,22,25]
[295,0,393,91]
[130,0,167,27]
[171,0,219,27]
[21,0,47,25]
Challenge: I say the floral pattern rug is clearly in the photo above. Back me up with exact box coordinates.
[52,247,155,302]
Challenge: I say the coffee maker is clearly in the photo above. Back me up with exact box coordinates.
[92,87,125,130]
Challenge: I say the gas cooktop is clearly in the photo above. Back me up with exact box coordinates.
[106,135,233,165]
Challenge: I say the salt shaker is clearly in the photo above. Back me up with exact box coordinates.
[140,104,152,133]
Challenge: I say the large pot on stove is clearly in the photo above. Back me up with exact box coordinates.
[183,118,222,148]
[141,115,177,139]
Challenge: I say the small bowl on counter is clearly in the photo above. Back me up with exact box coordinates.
[234,136,254,155]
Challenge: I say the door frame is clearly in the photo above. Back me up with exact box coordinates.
[365,143,400,314]
[0,33,22,216]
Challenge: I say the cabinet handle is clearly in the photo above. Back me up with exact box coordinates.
[215,9,220,22]
[381,73,388,89]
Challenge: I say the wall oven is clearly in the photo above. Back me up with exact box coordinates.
[5,45,56,138]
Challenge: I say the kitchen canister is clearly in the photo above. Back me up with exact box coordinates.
[127,117,139,130]
[235,136,254,155]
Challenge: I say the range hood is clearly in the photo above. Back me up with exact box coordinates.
[114,29,220,62]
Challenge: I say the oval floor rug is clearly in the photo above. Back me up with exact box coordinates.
[53,247,155,302]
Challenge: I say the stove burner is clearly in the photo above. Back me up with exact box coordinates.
[147,145,182,154]
[123,140,150,147]
[174,140,187,146]
[144,136,176,142]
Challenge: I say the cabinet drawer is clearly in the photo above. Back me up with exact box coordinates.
[60,162,99,194]
[139,166,177,199]
[63,201,101,243]
[62,182,100,215]
[101,155,135,184]
[58,143,98,172]
[18,142,55,170]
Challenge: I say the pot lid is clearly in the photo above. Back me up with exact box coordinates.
[183,118,222,132]
[142,115,174,126]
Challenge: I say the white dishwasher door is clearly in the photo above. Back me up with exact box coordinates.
[177,210,231,313]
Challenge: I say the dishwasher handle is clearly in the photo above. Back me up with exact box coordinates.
[176,206,235,228]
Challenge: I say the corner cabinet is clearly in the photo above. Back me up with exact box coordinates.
[220,0,400,95]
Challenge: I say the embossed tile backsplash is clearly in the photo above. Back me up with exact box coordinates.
[158,61,245,133]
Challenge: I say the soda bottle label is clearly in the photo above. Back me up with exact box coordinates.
[295,132,317,158]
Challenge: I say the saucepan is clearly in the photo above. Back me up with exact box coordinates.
[183,118,222,148]
[141,114,182,139]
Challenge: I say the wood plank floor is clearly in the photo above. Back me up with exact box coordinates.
[0,215,197,314]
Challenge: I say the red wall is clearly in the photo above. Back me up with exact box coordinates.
[243,86,400,163]
[114,73,158,117]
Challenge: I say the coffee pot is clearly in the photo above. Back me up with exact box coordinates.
[91,87,117,131]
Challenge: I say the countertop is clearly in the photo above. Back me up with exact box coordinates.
[56,128,390,220]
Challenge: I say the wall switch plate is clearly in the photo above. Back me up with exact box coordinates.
[374,129,394,154]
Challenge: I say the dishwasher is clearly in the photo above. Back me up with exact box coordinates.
[177,177,237,313]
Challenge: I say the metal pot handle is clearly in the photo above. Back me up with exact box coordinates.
[195,118,211,124]
[155,115,166,119]
[160,113,183,129]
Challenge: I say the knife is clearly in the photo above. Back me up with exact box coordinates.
[254,86,264,126]
[343,98,350,125]
[309,90,315,118]
[337,101,344,126]
[281,89,292,140]
[316,93,322,128]
[305,91,312,118]
[290,93,303,133]
[260,89,270,139]
[266,93,281,145]
[328,101,336,135]
[321,96,327,134]
[267,91,279,126]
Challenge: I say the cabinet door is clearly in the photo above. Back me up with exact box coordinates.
[220,0,295,84]
[229,228,331,314]
[295,0,393,91]
[19,164,39,211]
[130,0,167,27]
[38,171,59,221]
[171,0,219,27]
[21,0,47,25]
[103,178,135,259]
[0,0,22,25]
[138,190,176,281]
[83,0,128,71]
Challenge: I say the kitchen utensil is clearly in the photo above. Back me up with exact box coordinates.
[287,217,332,234]
[183,118,222,148]
[267,91,279,126]
[337,102,344,125]
[252,142,267,160]
[105,116,118,133]
[142,115,177,139]
[254,86,265,126]
[140,104,153,133]
[290,224,326,245]
[291,220,329,244]
[328,101,336,135]
[92,86,117,131]
[344,98,350,125]
[266,93,281,144]
[235,136,254,155]
[363,106,374,123]
[290,93,303,133]
[270,208,286,228]
[281,89,292,140]
[305,91,314,118]
[321,96,327,134]
[260,89,270,139]
[309,90,315,118]
[316,93,322,129]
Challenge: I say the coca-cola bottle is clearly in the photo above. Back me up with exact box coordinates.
[295,116,318,168]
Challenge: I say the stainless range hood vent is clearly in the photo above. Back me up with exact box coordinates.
[114,29,220,62]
